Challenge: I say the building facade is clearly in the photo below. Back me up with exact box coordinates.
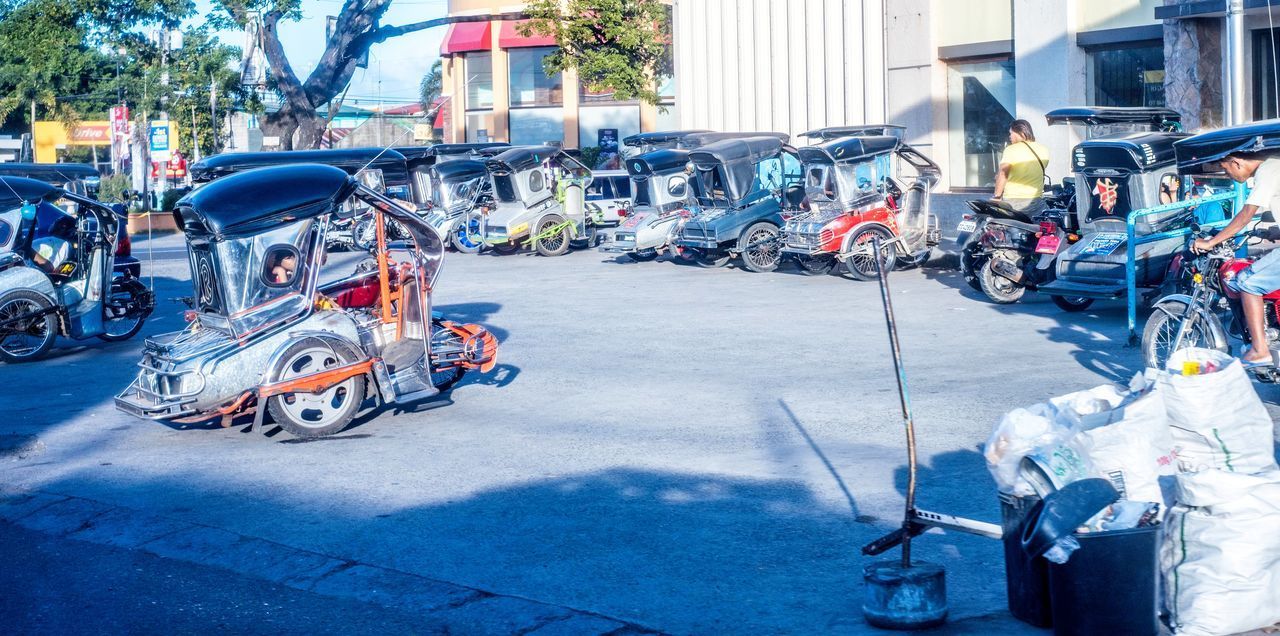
[439,0,677,151]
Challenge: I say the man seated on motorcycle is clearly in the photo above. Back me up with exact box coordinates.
[1193,150,1280,367]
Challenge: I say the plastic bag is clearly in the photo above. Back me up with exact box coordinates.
[1162,469,1280,636]
[984,404,1089,495]
[1060,380,1178,507]
[1157,348,1278,474]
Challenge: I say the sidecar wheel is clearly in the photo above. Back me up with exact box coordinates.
[266,338,366,438]
[1051,295,1095,312]
[534,215,571,257]
[740,222,781,272]
[796,255,836,276]
[491,241,521,255]
[451,214,485,254]
[0,290,57,363]
[841,226,897,281]
[627,249,659,262]
[352,217,377,251]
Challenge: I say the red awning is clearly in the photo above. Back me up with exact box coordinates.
[498,20,556,49]
[441,21,492,55]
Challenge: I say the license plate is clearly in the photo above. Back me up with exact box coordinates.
[1035,234,1061,255]
[957,220,977,233]
[1080,233,1126,256]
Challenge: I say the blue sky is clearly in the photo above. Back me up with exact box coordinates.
[195,0,448,106]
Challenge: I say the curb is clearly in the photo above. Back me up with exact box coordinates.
[0,488,659,635]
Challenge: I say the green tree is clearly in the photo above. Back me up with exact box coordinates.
[519,0,671,106]
[419,58,442,111]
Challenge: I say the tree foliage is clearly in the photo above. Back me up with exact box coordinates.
[520,0,671,105]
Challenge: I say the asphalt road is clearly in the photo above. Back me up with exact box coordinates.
[4,233,1279,633]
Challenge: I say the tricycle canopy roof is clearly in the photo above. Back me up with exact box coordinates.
[625,149,690,176]
[798,125,906,141]
[485,145,590,175]
[1174,119,1280,168]
[683,131,789,149]
[190,148,409,184]
[1046,107,1181,127]
[797,135,901,165]
[622,130,711,147]
[175,164,355,238]
[1071,131,1188,172]
[0,176,63,209]
[432,158,489,181]
[0,162,99,184]
[688,136,788,168]
[397,143,510,162]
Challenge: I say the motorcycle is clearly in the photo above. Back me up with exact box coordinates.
[0,176,154,363]
[957,180,1074,291]
[961,199,1087,310]
[1141,224,1280,380]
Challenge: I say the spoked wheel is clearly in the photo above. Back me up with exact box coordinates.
[796,255,836,276]
[352,217,377,251]
[1141,301,1226,370]
[740,222,781,273]
[841,226,898,281]
[1051,295,1095,312]
[0,290,57,364]
[628,249,659,262]
[451,214,485,254]
[534,216,571,257]
[978,258,1026,304]
[428,326,467,391]
[266,339,367,438]
[694,249,731,268]
[99,278,151,342]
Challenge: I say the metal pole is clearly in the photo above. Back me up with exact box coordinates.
[872,237,918,568]
[1227,0,1247,125]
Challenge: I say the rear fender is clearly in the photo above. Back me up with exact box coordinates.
[0,264,56,302]
[839,221,901,258]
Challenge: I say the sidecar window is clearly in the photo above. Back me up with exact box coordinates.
[528,170,545,193]
[261,245,302,287]
[667,175,687,198]
[0,216,11,251]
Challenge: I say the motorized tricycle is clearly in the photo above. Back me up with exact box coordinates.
[781,134,941,279]
[420,159,494,254]
[1142,119,1280,375]
[479,146,601,256]
[798,124,906,143]
[990,128,1207,310]
[621,130,709,157]
[676,134,801,271]
[598,148,694,261]
[0,176,154,363]
[114,163,499,438]
[0,162,140,279]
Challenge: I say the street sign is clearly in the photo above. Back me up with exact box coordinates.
[149,123,170,162]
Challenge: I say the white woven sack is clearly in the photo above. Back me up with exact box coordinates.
[1158,348,1277,474]
[1162,469,1280,636]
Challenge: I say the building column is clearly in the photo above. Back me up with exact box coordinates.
[445,56,466,143]
[491,23,510,143]
[1014,0,1087,183]
[1163,14,1225,131]
[563,67,580,148]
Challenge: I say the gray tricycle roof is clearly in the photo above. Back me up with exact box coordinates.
[190,148,409,185]
[0,176,63,209]
[625,149,690,176]
[797,135,901,165]
[1174,119,1280,168]
[1070,131,1188,172]
[683,131,789,149]
[622,130,711,147]
[0,163,99,185]
[1046,106,1181,127]
[798,125,906,141]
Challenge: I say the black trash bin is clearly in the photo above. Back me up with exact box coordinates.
[1046,524,1161,636]
[999,493,1052,627]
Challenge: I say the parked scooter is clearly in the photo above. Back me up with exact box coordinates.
[961,199,1087,309]
[0,177,154,363]
[1142,224,1280,380]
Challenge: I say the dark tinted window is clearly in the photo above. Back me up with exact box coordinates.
[611,176,631,198]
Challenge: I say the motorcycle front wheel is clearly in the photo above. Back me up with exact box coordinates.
[99,278,151,342]
[1141,301,1227,370]
[978,258,1026,304]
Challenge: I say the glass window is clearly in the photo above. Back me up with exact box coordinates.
[947,58,1015,188]
[465,111,494,143]
[666,175,686,198]
[509,107,564,145]
[586,179,613,200]
[1255,29,1280,119]
[528,170,545,193]
[262,245,301,287]
[466,52,494,110]
[1089,44,1164,107]
[509,47,562,107]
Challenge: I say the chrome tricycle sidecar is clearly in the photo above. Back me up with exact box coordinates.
[114,164,498,438]
[598,148,693,261]
[480,146,598,256]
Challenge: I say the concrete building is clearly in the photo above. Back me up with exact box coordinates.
[673,0,1179,191]
[438,1,677,151]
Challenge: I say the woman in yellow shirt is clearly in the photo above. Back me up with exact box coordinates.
[993,119,1050,214]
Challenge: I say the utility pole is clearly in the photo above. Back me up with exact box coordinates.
[1226,0,1246,125]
